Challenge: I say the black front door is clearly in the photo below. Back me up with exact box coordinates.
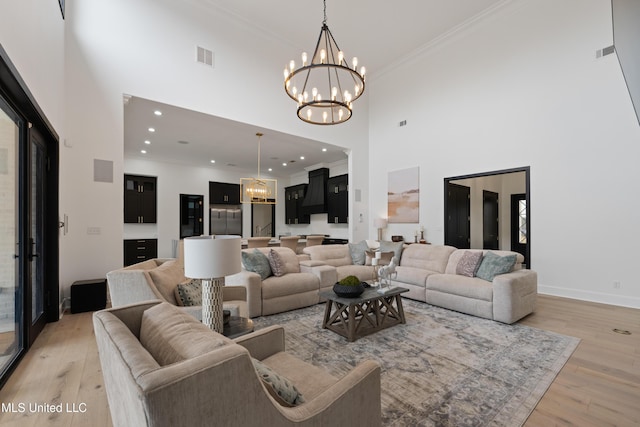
[483,190,499,250]
[445,183,470,249]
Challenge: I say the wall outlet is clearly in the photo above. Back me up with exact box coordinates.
[87,227,101,235]
[613,281,621,289]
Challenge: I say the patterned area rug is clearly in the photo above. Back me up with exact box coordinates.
[253,299,580,427]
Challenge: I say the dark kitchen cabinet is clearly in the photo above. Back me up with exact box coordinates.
[123,239,158,266]
[210,181,241,205]
[327,174,348,223]
[285,184,310,224]
[124,174,157,223]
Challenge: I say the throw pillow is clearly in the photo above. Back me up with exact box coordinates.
[348,240,369,265]
[241,249,272,280]
[174,279,202,306]
[475,251,517,281]
[365,250,394,266]
[252,358,305,406]
[379,241,404,263]
[147,260,186,305]
[456,251,483,277]
[268,249,286,277]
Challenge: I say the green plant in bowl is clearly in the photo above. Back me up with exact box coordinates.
[339,275,361,286]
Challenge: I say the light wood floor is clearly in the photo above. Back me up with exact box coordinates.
[0,295,637,426]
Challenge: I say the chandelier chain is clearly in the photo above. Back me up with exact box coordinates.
[323,0,327,26]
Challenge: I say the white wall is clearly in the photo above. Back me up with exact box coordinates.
[0,0,65,305]
[369,0,640,308]
[56,0,369,300]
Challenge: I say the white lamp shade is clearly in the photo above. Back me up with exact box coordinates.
[374,218,388,228]
[184,235,241,279]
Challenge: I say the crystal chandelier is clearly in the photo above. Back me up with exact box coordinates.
[240,133,277,204]
[283,0,366,125]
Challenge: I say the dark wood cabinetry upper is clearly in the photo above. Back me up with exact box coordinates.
[123,239,158,266]
[124,174,157,223]
[327,174,348,223]
[285,184,310,224]
[210,181,241,205]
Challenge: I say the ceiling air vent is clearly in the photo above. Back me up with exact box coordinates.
[196,46,214,68]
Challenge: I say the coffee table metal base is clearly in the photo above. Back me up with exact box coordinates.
[321,287,408,342]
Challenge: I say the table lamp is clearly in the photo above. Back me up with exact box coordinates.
[374,218,388,241]
[184,235,241,332]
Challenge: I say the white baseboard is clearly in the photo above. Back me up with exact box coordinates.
[538,284,640,309]
[58,297,70,319]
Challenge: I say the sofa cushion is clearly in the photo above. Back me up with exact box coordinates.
[456,251,483,277]
[252,358,305,406]
[174,279,202,306]
[261,273,319,299]
[254,247,300,275]
[303,244,352,267]
[475,251,517,282]
[242,249,272,280]
[336,265,376,282]
[379,241,404,262]
[147,260,185,305]
[139,302,232,366]
[400,244,456,273]
[348,240,369,265]
[394,266,439,287]
[426,274,493,301]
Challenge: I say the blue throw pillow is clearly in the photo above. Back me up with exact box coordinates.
[348,240,369,265]
[241,249,272,280]
[475,251,516,281]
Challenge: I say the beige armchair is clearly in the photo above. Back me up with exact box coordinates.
[94,301,382,427]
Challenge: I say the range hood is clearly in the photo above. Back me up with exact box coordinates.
[301,168,329,214]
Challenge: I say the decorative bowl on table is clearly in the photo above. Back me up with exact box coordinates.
[391,235,404,242]
[333,282,365,298]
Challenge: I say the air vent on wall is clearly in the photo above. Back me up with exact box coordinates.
[196,46,214,67]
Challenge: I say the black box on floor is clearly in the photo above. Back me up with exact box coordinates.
[71,279,107,313]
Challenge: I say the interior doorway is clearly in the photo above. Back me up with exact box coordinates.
[482,190,499,250]
[251,204,275,237]
[445,183,470,249]
[444,167,530,267]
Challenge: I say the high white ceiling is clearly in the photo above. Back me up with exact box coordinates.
[124,0,507,175]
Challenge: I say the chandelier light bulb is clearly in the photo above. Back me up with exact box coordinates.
[307,109,312,120]
[360,66,366,77]
[302,52,308,66]
[289,60,295,71]
[283,68,288,79]
[339,109,344,120]
[338,51,344,64]
[355,85,360,97]
[352,57,358,69]
[292,86,298,96]
[317,94,322,101]
[320,49,326,63]
[303,91,308,102]
[312,87,318,100]
[323,111,328,123]
[332,87,337,100]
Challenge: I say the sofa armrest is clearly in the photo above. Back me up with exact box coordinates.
[492,269,538,324]
[233,325,285,360]
[282,359,381,426]
[106,270,162,307]
[300,263,338,291]
[223,285,247,302]
[225,271,262,317]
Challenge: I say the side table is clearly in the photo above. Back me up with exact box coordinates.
[223,316,254,339]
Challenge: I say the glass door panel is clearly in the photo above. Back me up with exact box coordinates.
[0,97,22,378]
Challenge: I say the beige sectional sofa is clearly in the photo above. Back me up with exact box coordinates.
[302,243,537,324]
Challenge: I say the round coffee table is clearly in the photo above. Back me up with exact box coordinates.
[223,316,254,339]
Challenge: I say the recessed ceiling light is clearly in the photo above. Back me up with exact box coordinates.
[282,162,287,166]
[144,140,151,145]
[154,110,162,116]
[268,168,273,172]
[322,148,327,152]
[210,160,215,164]
[148,127,155,132]
[141,150,147,154]
[300,156,305,160]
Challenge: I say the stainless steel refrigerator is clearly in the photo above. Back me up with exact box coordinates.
[210,206,242,235]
